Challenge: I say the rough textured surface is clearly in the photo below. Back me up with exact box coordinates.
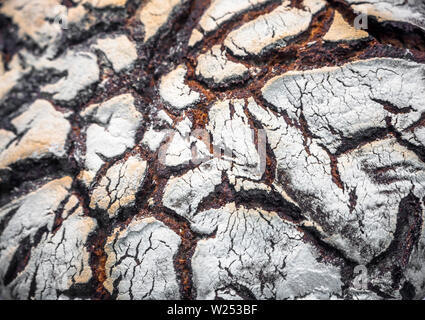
[189,0,277,46]
[1,0,425,301]
[261,58,425,153]
[93,35,138,72]
[195,45,250,88]
[89,155,147,218]
[346,0,425,31]
[192,203,342,300]
[159,64,202,110]
[41,52,99,102]
[324,11,369,42]
[79,93,143,186]
[0,100,70,170]
[0,177,97,299]
[139,0,188,42]
[224,0,326,56]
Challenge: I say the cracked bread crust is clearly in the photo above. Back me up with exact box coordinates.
[1,0,425,300]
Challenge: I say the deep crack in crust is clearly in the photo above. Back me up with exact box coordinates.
[1,0,425,300]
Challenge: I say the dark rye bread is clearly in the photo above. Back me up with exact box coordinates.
[0,0,425,300]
